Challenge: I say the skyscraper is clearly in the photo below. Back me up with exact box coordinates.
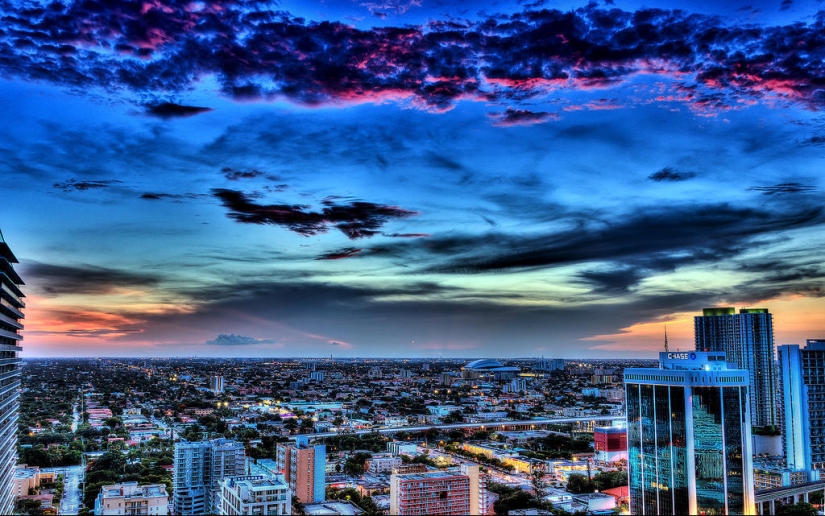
[625,352,755,515]
[777,340,825,476]
[694,307,777,427]
[275,436,325,504]
[174,438,246,514]
[0,230,24,515]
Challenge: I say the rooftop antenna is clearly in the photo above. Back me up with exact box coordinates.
[664,326,669,352]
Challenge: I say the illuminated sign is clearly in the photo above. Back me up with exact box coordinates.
[667,352,697,360]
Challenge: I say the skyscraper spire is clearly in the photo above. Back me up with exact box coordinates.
[664,325,669,352]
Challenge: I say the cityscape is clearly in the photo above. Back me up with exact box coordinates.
[2,0,825,514]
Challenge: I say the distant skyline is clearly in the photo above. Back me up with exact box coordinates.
[2,0,825,358]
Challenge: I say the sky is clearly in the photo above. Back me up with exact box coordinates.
[1,0,824,358]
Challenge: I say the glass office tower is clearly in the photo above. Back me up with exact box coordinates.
[625,352,755,515]
[694,307,777,428]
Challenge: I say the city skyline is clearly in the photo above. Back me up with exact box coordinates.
[2,0,825,358]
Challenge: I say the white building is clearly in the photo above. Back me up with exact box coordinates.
[93,482,169,515]
[365,456,402,474]
[217,475,291,515]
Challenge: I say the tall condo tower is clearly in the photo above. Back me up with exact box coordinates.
[625,352,755,515]
[174,438,246,514]
[694,307,777,427]
[777,340,825,477]
[0,230,24,515]
[275,435,326,504]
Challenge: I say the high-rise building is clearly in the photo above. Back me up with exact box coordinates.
[211,375,225,394]
[389,465,487,515]
[624,352,755,515]
[694,307,777,427]
[275,436,325,504]
[217,475,291,515]
[778,340,825,476]
[0,230,24,515]
[174,439,246,514]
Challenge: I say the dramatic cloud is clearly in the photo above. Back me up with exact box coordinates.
[648,167,696,182]
[212,189,417,239]
[140,192,206,200]
[221,167,267,181]
[316,247,363,260]
[146,102,212,118]
[1,2,824,113]
[375,201,825,279]
[749,182,817,195]
[206,333,275,345]
[22,262,161,295]
[489,108,560,127]
[53,179,122,192]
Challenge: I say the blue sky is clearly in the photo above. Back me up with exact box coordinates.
[1,0,824,357]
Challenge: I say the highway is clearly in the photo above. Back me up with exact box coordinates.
[298,415,624,440]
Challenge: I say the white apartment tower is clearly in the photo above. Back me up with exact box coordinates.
[0,230,24,515]
[174,439,246,514]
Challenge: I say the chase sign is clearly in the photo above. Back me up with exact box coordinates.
[667,352,697,360]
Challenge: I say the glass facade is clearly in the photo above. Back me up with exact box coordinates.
[626,355,753,515]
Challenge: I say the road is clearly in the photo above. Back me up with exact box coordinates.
[42,466,84,515]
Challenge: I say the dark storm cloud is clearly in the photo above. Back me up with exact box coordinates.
[221,167,267,181]
[2,2,825,113]
[53,178,122,191]
[488,108,559,126]
[206,333,275,345]
[21,262,161,295]
[212,189,417,239]
[145,102,212,118]
[316,247,363,260]
[140,192,206,200]
[369,202,825,279]
[749,182,817,194]
[648,167,696,182]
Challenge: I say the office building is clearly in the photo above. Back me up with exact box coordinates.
[276,436,325,504]
[778,340,825,476]
[694,307,778,427]
[94,482,169,515]
[389,465,486,515]
[211,375,225,394]
[217,475,291,515]
[174,438,246,514]
[0,230,23,515]
[625,352,755,515]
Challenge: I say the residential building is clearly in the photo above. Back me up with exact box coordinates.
[211,376,225,394]
[694,307,777,427]
[93,482,169,515]
[778,340,825,476]
[276,435,326,503]
[365,456,402,474]
[389,465,486,515]
[13,465,42,498]
[174,438,246,514]
[593,426,627,463]
[217,475,291,515]
[625,351,755,515]
[0,230,23,515]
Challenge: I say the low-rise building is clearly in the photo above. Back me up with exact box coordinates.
[93,482,169,515]
[217,475,291,515]
[365,456,402,474]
